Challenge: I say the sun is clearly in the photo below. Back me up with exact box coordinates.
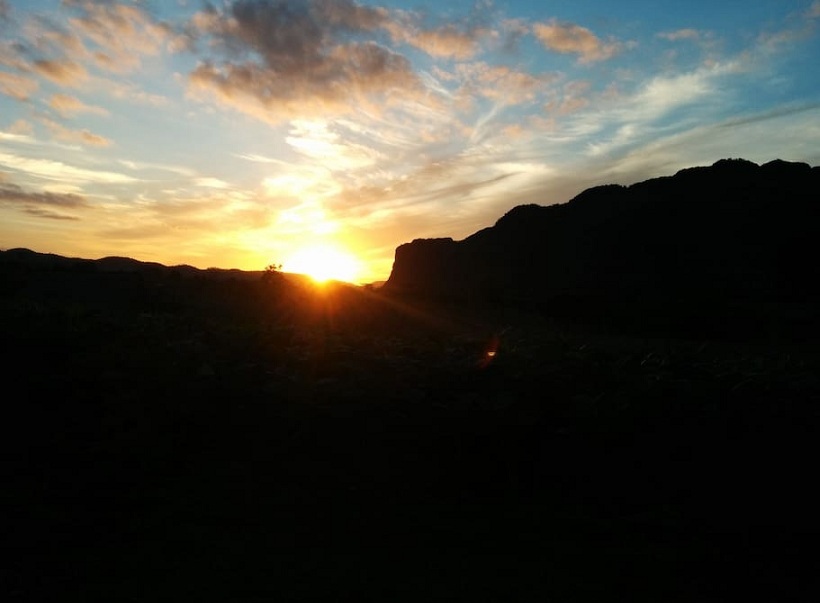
[282,244,361,284]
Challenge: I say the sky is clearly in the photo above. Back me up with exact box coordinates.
[1,0,819,283]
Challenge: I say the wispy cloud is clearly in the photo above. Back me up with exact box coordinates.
[195,177,230,189]
[544,80,592,116]
[236,153,284,164]
[118,159,196,177]
[0,151,136,184]
[0,180,89,220]
[657,29,701,42]
[448,61,557,107]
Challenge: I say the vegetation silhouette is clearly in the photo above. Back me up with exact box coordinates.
[2,158,818,602]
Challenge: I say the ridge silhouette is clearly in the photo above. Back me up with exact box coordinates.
[384,157,819,340]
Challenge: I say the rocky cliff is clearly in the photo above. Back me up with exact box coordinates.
[384,158,819,336]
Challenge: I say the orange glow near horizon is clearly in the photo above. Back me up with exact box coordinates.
[282,244,361,284]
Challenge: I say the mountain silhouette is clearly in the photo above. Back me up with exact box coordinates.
[384,158,819,339]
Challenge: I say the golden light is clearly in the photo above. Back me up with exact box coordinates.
[283,244,361,284]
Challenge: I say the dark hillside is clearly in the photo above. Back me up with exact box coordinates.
[384,158,819,341]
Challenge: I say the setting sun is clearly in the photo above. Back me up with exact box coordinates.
[283,245,361,284]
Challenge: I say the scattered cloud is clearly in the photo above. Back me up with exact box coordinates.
[108,81,169,107]
[0,70,38,100]
[533,19,623,64]
[41,118,112,147]
[31,58,89,86]
[412,24,488,59]
[0,0,174,101]
[48,93,109,117]
[64,0,172,72]
[384,14,490,60]
[186,0,425,123]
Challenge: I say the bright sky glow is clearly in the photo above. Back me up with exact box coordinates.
[1,0,819,283]
[283,244,361,283]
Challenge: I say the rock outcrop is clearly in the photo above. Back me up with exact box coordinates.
[384,158,819,337]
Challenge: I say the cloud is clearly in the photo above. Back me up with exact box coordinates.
[0,181,88,211]
[577,65,725,160]
[452,62,556,105]
[0,0,9,21]
[544,80,592,116]
[285,119,384,171]
[41,118,112,147]
[533,19,622,64]
[413,25,487,59]
[632,69,715,117]
[587,103,820,188]
[31,58,89,86]
[747,2,820,56]
[195,177,230,189]
[0,151,136,184]
[24,16,88,60]
[48,93,109,117]
[108,81,169,107]
[186,0,425,123]
[236,153,284,164]
[63,0,173,73]
[756,25,816,54]
[657,29,701,42]
[118,159,196,177]
[714,101,820,130]
[18,207,83,220]
[0,0,172,98]
[0,70,38,100]
[1,120,34,139]
[384,15,489,60]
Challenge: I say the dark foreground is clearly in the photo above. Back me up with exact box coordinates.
[2,272,819,602]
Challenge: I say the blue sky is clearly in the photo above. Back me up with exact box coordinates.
[1,0,818,282]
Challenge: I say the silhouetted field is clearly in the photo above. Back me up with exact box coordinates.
[2,258,819,602]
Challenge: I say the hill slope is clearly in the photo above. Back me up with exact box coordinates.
[384,158,819,339]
